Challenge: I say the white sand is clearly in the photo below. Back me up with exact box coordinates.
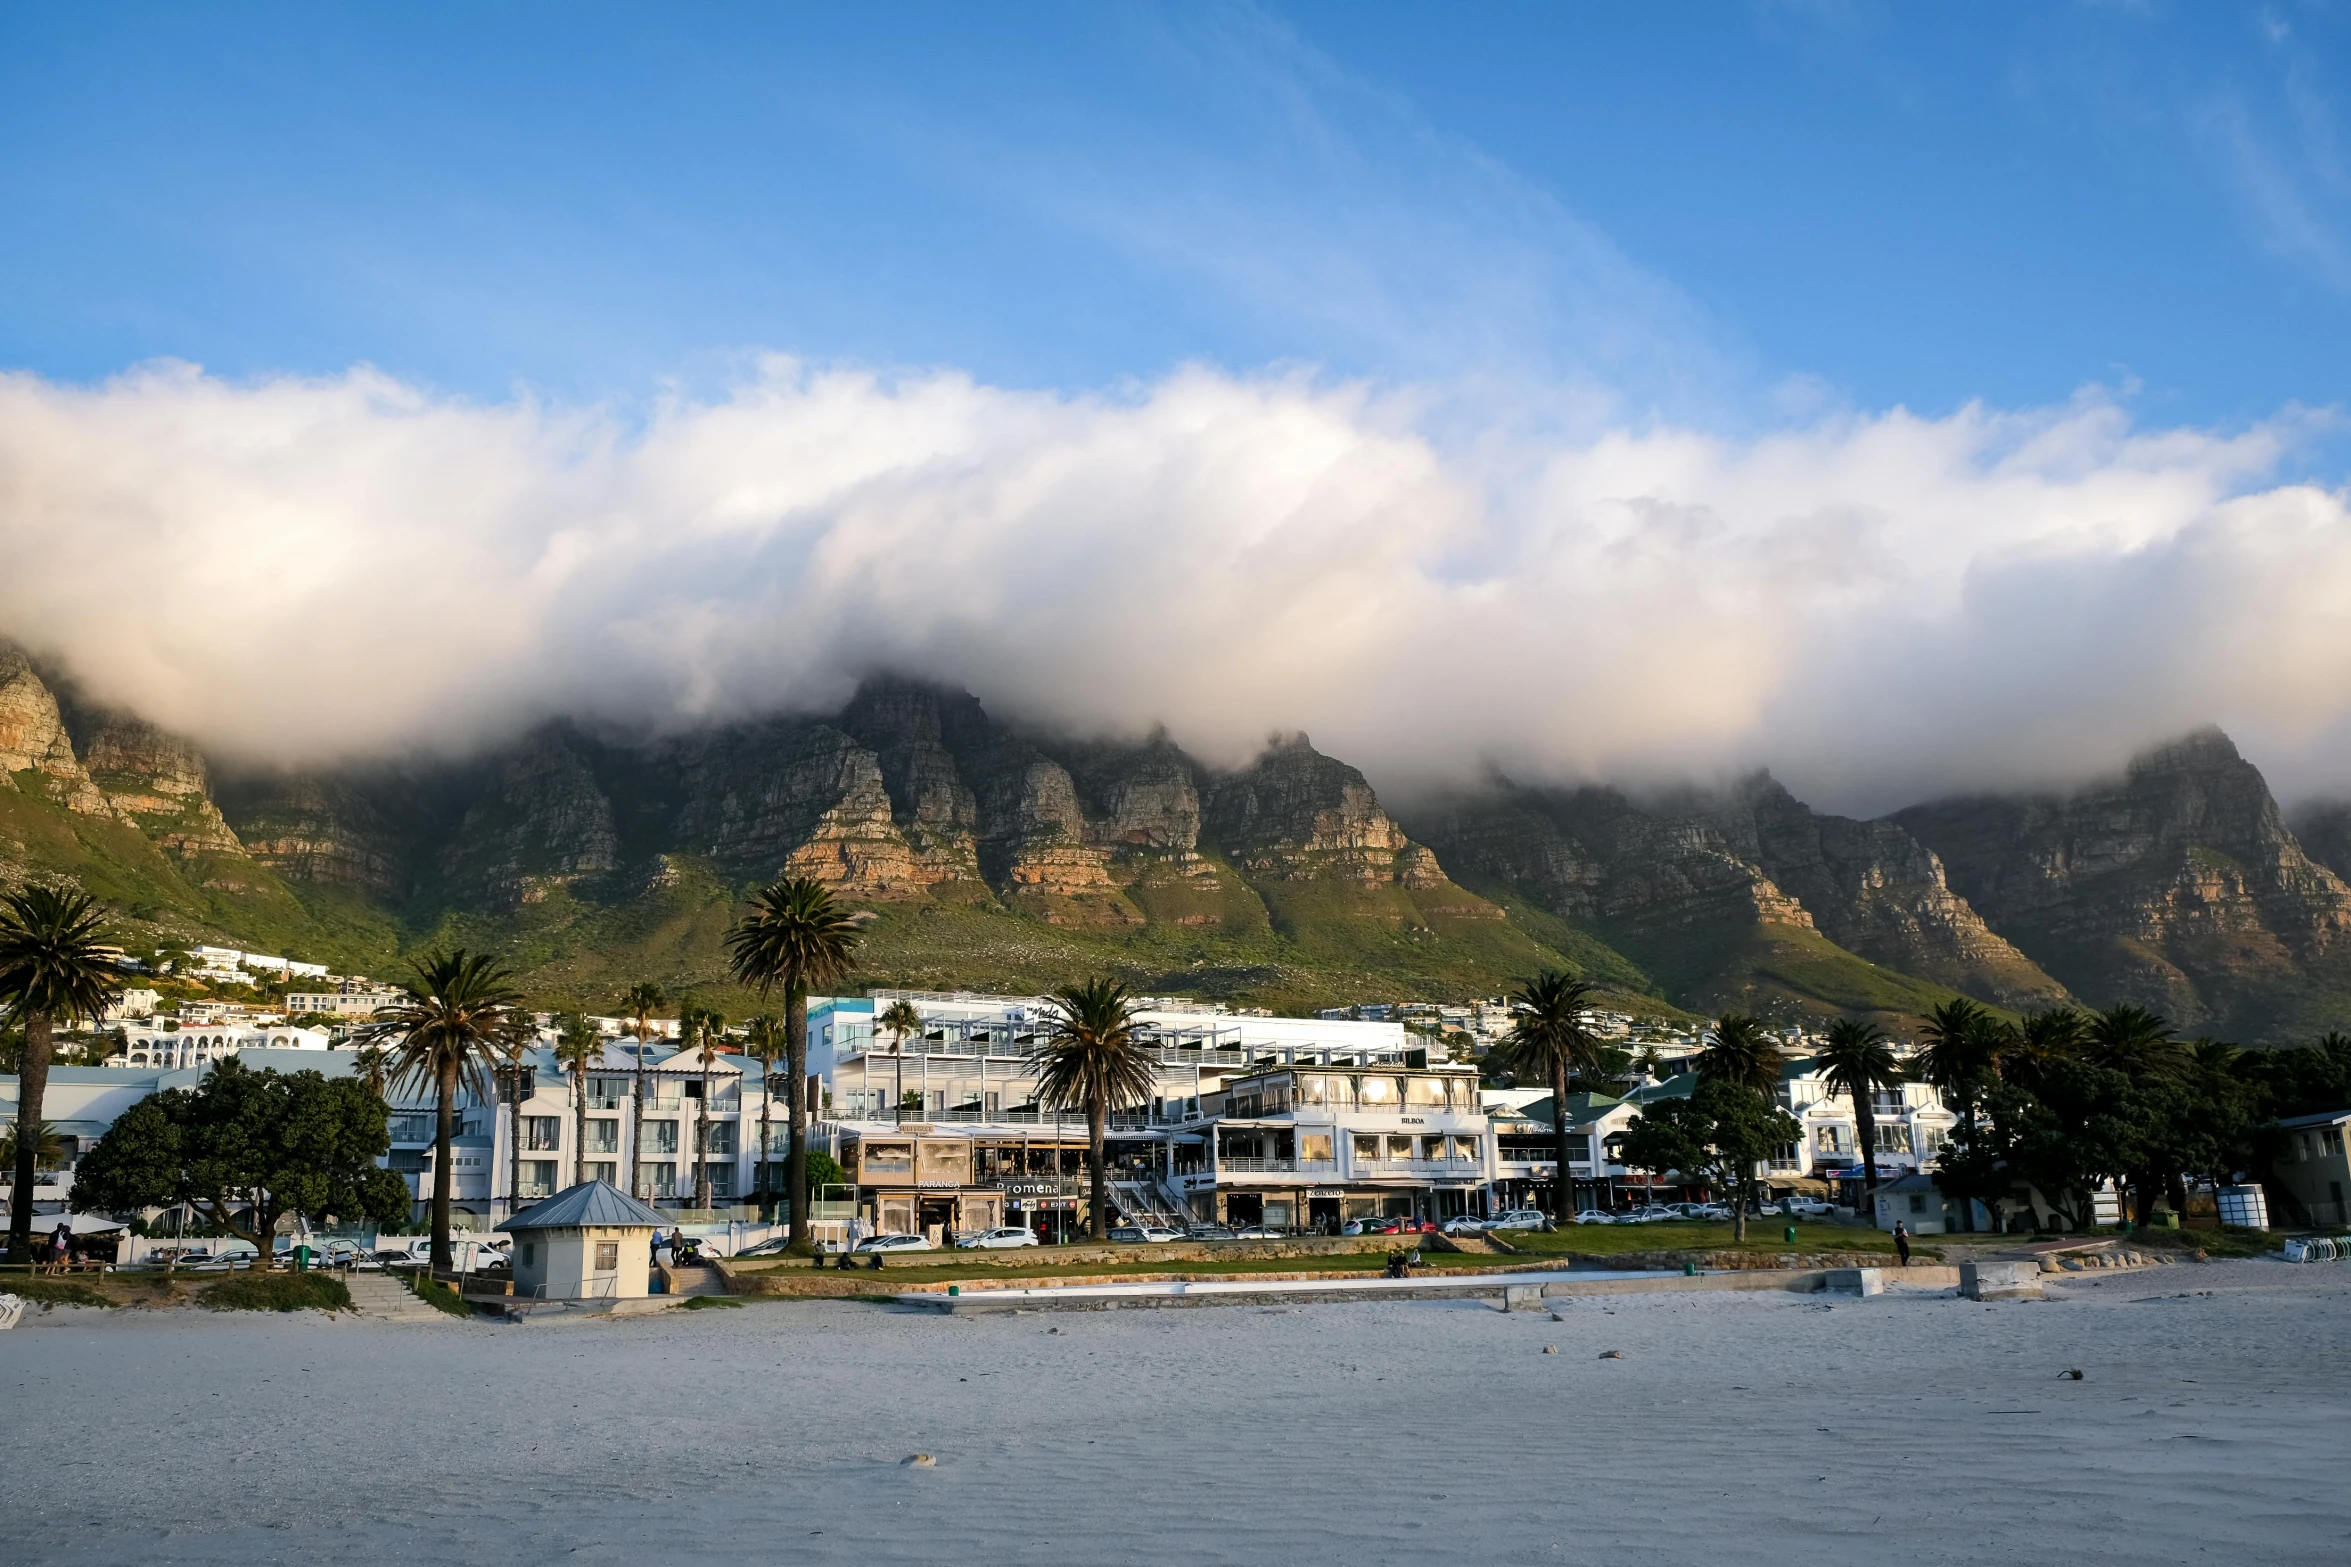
[5,1262,2348,1566]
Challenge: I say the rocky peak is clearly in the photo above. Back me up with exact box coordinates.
[1205,734,1425,883]
[217,771,410,896]
[438,727,620,904]
[0,644,111,816]
[76,711,245,856]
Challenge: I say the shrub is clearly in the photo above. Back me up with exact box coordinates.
[681,1294,743,1310]
[408,1272,471,1317]
[198,1271,352,1313]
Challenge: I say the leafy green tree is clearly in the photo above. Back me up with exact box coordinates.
[353,950,524,1270]
[1619,1078,1800,1241]
[0,884,122,1262]
[1488,970,1606,1216]
[1815,1018,1902,1212]
[552,1015,603,1188]
[1999,1007,2085,1089]
[2082,1003,2186,1080]
[725,877,861,1253]
[1025,977,1157,1240]
[71,1060,411,1262]
[803,1148,846,1193]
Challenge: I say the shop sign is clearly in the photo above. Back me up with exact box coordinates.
[993,1177,1081,1197]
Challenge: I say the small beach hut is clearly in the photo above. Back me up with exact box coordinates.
[503,1180,665,1301]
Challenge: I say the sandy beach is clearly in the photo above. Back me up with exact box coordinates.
[5,1261,2347,1566]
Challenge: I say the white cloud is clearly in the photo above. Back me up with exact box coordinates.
[0,356,2344,814]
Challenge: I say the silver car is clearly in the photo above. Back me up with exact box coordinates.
[955,1227,1040,1250]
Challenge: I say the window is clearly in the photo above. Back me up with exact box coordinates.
[1916,1126,1949,1157]
[1356,1076,1399,1106]
[519,1160,557,1197]
[520,1243,537,1267]
[643,1120,679,1154]
[594,1241,619,1272]
[706,1163,734,1198]
[524,1117,562,1152]
[1908,1194,1927,1214]
[585,1120,620,1154]
[1406,1077,1451,1106]
[639,1164,676,1197]
[1878,1124,1914,1155]
[389,1113,434,1144]
[1297,1075,1336,1107]
[1871,1088,1906,1119]
[1352,1133,1380,1160]
[1813,1125,1850,1155]
[1450,1135,1480,1163]
[1386,1135,1415,1161]
[1300,1134,1334,1164]
[586,1161,616,1185]
[706,1122,737,1155]
[864,1142,914,1176]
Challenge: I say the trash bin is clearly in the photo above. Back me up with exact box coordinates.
[1783,1225,1797,1244]
[294,1245,311,1272]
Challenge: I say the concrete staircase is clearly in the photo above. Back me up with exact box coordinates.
[343,1270,453,1323]
[657,1263,731,1297]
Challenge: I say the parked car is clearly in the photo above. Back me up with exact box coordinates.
[1749,1201,1784,1218]
[955,1227,1041,1250]
[852,1233,934,1254]
[1783,1198,1839,1217]
[1568,1209,1617,1225]
[1439,1215,1490,1235]
[1230,1224,1283,1239]
[1108,1224,1185,1244]
[1184,1222,1238,1241]
[1342,1216,1403,1236]
[1678,1203,1731,1221]
[733,1236,797,1258]
[1489,1209,1555,1232]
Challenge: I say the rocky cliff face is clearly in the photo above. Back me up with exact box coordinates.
[436,727,619,904]
[0,645,112,816]
[1205,734,1435,886]
[78,712,246,855]
[1892,729,2351,1033]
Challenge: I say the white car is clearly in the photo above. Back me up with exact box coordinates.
[1230,1225,1283,1239]
[852,1233,934,1254]
[1569,1209,1617,1225]
[1749,1201,1784,1218]
[955,1227,1041,1250]
[1439,1215,1489,1235]
[1109,1224,1185,1244]
[1485,1209,1553,1233]
[1783,1198,1839,1217]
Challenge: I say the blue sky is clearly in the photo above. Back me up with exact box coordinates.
[4,3,2347,432]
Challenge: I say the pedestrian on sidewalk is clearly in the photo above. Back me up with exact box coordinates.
[1893,1221,1912,1267]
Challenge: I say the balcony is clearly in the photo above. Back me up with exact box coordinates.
[1216,1158,1339,1176]
[1351,1158,1484,1177]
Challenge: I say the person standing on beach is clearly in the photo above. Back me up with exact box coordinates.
[1893,1221,1911,1266]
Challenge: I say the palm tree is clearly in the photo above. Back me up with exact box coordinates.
[1815,1018,1902,1215]
[2000,1007,2085,1089]
[878,998,923,1123]
[1025,977,1157,1241]
[352,1038,395,1099]
[0,885,121,1263]
[1697,1014,1785,1098]
[686,1007,729,1210]
[355,950,523,1271]
[619,982,665,1199]
[497,1011,537,1217]
[1916,997,1999,1125]
[2082,1003,2185,1079]
[725,877,861,1255]
[0,1119,64,1176]
[743,1014,785,1212]
[1489,970,1605,1218]
[552,1015,602,1188]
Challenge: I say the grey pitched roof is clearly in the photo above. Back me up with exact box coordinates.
[2276,1109,2351,1129]
[503,1180,667,1231]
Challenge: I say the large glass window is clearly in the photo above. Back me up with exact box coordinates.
[639,1163,676,1197]
[519,1160,558,1197]
[593,1241,619,1272]
[1406,1077,1451,1106]
[706,1122,737,1155]
[1352,1133,1380,1160]
[586,1161,617,1185]
[1356,1076,1399,1106]
[864,1142,914,1176]
[1300,1134,1334,1164]
[643,1120,679,1154]
[1297,1075,1336,1107]
[524,1117,563,1151]
[1386,1135,1415,1161]
[585,1120,620,1154]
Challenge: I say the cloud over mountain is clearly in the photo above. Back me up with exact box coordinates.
[0,356,2344,812]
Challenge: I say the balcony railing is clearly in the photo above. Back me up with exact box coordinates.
[1352,1158,1484,1175]
[1215,1158,1340,1175]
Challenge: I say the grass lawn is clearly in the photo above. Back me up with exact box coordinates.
[1499,1221,1928,1259]
[736,1250,1497,1284]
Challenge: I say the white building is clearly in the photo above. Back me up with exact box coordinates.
[114,1026,331,1071]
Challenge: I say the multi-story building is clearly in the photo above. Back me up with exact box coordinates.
[285,989,407,1019]
[112,1025,330,1071]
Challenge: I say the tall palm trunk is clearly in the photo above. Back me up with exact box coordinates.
[630,1029,647,1200]
[1550,1058,1573,1219]
[6,1009,53,1263]
[431,1058,458,1271]
[694,1034,713,1210]
[1088,1089,1109,1241]
[757,1078,774,1220]
[571,1063,588,1187]
[506,1067,523,1217]
[785,987,810,1253]
[1853,1088,1879,1219]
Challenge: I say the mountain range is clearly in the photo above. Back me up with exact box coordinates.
[6,640,2351,1040]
